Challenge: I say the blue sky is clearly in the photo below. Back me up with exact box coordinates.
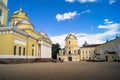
[8,0,120,48]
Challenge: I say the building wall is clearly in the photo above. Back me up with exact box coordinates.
[24,29,42,38]
[0,29,39,58]
[80,47,95,60]
[58,54,80,61]
[0,30,27,58]
[0,32,13,55]
[26,37,37,58]
[95,38,120,61]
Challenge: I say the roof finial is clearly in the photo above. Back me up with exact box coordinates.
[69,32,72,34]
[20,5,22,11]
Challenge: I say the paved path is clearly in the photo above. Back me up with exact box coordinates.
[0,62,120,80]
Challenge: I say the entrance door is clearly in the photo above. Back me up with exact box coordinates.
[105,56,108,61]
[68,57,72,61]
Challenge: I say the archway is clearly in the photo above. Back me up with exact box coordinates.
[105,56,108,61]
[68,57,72,61]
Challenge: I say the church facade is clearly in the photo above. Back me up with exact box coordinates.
[57,33,80,61]
[0,0,52,59]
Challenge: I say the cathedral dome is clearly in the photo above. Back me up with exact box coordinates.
[16,19,34,30]
[9,7,30,27]
[10,8,29,20]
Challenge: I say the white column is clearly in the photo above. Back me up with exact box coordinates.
[46,46,48,58]
[41,44,43,58]
[43,45,45,58]
[45,45,46,58]
[44,45,45,58]
[47,46,48,58]
[36,44,38,58]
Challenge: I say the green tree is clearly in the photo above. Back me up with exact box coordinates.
[52,43,61,59]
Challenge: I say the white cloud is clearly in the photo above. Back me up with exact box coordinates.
[56,11,78,21]
[65,0,75,3]
[50,34,67,48]
[65,0,96,3]
[50,19,120,48]
[56,10,90,21]
[109,0,116,5]
[81,10,91,14]
[77,0,96,3]
[65,0,116,5]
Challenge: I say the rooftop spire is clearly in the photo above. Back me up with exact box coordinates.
[20,5,22,11]
[83,41,89,47]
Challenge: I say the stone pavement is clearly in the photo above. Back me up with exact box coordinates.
[0,62,120,80]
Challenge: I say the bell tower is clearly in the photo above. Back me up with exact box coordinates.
[65,32,78,55]
[0,0,8,27]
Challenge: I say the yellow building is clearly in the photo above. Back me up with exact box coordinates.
[57,33,80,61]
[80,41,100,61]
[95,37,120,61]
[0,0,8,27]
[0,1,52,59]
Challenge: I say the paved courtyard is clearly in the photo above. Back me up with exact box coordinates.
[0,62,120,80]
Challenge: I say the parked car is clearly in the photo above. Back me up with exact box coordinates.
[87,57,105,62]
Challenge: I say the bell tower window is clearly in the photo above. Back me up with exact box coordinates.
[69,51,71,55]
[69,41,70,44]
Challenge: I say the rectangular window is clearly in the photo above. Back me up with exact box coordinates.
[89,51,90,54]
[112,56,114,59]
[32,49,34,56]
[19,47,21,55]
[86,51,87,54]
[23,48,25,56]
[14,46,16,55]
[82,51,84,54]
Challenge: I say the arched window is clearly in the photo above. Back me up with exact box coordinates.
[69,41,70,44]
[69,51,71,55]
[0,9,2,24]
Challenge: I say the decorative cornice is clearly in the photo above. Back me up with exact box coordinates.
[0,27,37,40]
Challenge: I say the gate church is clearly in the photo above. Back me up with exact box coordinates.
[57,33,80,61]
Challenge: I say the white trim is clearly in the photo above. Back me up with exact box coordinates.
[27,56,36,58]
[14,39,26,46]
[0,55,36,59]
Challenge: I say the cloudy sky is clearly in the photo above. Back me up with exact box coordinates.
[8,0,120,48]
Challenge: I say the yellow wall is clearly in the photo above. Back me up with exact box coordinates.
[12,33,27,56]
[65,34,78,54]
[27,38,37,57]
[80,47,95,60]
[0,34,13,54]
[0,31,37,57]
[25,29,42,38]
[95,38,120,61]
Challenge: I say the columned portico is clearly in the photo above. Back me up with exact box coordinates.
[40,42,51,58]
